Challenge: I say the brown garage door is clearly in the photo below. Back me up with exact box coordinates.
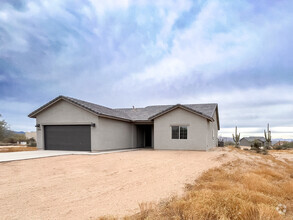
[44,125,91,151]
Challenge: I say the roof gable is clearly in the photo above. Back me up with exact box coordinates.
[148,104,214,121]
[28,96,219,128]
[28,96,131,121]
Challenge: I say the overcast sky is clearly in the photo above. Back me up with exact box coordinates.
[0,0,292,139]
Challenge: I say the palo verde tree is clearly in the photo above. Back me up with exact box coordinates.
[232,126,240,148]
[264,123,272,149]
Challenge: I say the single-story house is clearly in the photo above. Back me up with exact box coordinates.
[240,137,266,147]
[28,96,220,151]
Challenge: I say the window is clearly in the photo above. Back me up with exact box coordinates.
[172,126,179,139]
[172,126,188,139]
[180,126,187,139]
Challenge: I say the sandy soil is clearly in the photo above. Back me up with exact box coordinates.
[0,149,235,220]
[271,150,293,162]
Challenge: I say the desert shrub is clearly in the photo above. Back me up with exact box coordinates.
[251,142,261,150]
[274,145,287,150]
[27,138,37,147]
[274,145,283,150]
[224,141,234,146]
[28,142,37,147]
[250,142,268,154]
[3,137,17,143]
[2,132,26,143]
[274,142,293,150]
[282,142,293,149]
[218,140,224,147]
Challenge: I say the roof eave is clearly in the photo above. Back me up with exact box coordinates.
[215,104,220,130]
[98,114,132,122]
[28,96,65,118]
[133,120,153,124]
[148,104,214,121]
[28,96,132,123]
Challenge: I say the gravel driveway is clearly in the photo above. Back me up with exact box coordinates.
[0,149,234,219]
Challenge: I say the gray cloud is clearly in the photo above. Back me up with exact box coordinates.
[0,0,292,136]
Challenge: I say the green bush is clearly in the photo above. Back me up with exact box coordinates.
[282,142,293,149]
[28,142,37,147]
[250,141,267,154]
[3,137,17,143]
[274,145,284,150]
[27,138,37,147]
[224,141,234,146]
[250,141,261,150]
[274,142,293,150]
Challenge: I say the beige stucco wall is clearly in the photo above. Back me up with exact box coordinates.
[35,100,100,150]
[96,117,136,151]
[154,108,212,150]
[35,100,135,151]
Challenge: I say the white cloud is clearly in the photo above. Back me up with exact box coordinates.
[114,0,293,92]
[114,1,252,89]
[0,11,8,21]
[1,0,293,137]
[88,0,130,16]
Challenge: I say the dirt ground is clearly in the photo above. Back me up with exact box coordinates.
[271,150,293,162]
[0,149,237,220]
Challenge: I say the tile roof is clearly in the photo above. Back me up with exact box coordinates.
[116,103,217,121]
[65,96,131,121]
[29,96,218,123]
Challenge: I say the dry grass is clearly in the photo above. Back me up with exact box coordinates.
[0,147,37,153]
[271,150,293,154]
[99,148,293,220]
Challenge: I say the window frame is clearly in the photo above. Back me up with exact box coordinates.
[171,126,180,139]
[171,125,188,140]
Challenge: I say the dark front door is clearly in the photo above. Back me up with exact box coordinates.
[136,125,152,148]
[145,126,152,147]
[44,125,91,151]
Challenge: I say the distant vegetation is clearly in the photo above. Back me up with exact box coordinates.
[250,141,268,155]
[0,114,36,146]
[273,142,293,150]
[224,141,235,146]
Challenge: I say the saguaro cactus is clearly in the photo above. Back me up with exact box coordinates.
[264,123,272,149]
[232,126,240,148]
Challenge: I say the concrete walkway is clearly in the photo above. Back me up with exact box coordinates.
[0,149,138,162]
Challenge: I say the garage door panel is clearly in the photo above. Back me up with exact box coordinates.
[45,125,91,151]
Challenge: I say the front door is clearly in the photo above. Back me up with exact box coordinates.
[136,125,153,148]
